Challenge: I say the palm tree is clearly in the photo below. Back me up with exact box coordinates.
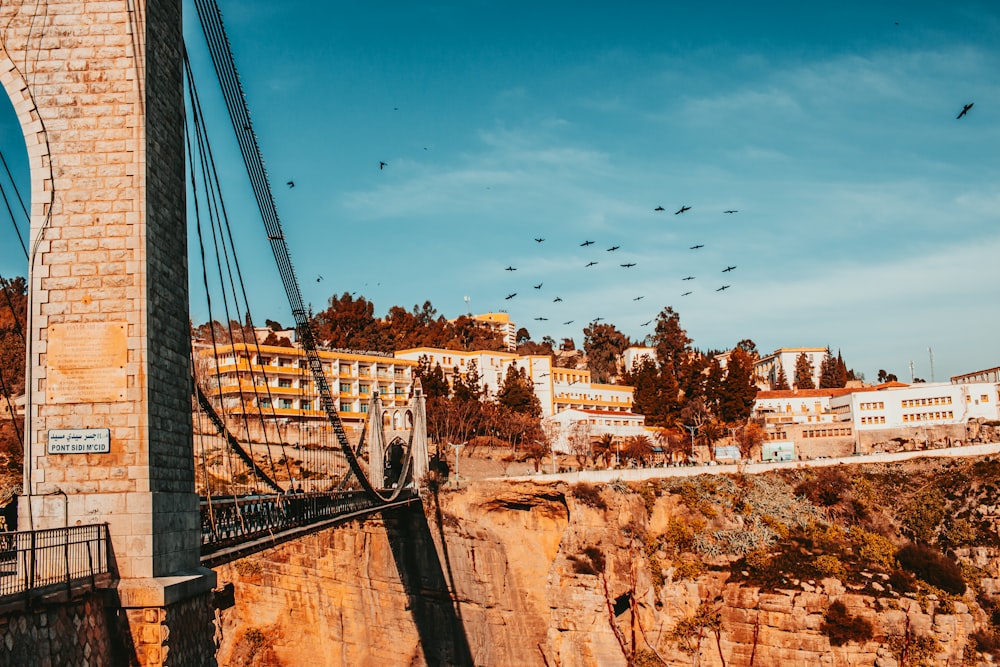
[623,434,654,466]
[592,433,615,467]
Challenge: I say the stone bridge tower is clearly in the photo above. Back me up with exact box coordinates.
[0,1,215,665]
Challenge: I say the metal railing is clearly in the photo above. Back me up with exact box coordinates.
[0,524,110,599]
[200,488,418,556]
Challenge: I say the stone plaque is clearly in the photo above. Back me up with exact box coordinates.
[47,322,128,404]
[47,428,111,454]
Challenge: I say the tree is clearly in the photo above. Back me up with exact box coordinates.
[591,433,615,467]
[583,321,629,383]
[314,292,387,351]
[622,434,653,465]
[819,349,839,389]
[773,365,790,390]
[452,359,485,403]
[737,422,766,461]
[651,306,691,368]
[718,347,757,423]
[414,356,450,399]
[497,364,541,417]
[834,351,849,387]
[624,357,680,427]
[877,369,898,384]
[794,352,815,390]
[567,421,594,468]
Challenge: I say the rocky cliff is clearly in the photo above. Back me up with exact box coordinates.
[215,457,1000,666]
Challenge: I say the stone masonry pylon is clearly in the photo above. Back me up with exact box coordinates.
[0,1,215,665]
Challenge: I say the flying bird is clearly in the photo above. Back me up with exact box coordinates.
[316,275,324,282]
[654,206,665,212]
[505,266,517,271]
[286,180,295,188]
[553,297,562,302]
[379,161,388,170]
[689,244,704,250]
[580,240,595,246]
[534,283,543,289]
[586,261,598,267]
[675,205,691,215]
[607,246,620,252]
[620,262,636,268]
[505,293,517,300]
[534,317,548,321]
[633,295,644,301]
[682,276,695,281]
[593,317,604,322]
[641,320,652,326]
[722,266,736,272]
[716,285,730,292]
[534,238,545,243]
[957,103,974,119]
[724,210,738,214]
[563,320,574,325]
[681,291,692,296]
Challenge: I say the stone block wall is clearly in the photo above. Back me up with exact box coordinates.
[0,591,115,666]
[0,0,198,579]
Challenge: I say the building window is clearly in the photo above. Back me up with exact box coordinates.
[360,404,368,413]
[340,383,351,393]
[260,398,271,408]
[279,399,292,409]
[360,385,371,395]
[301,401,311,411]
[340,402,351,412]
[278,379,292,388]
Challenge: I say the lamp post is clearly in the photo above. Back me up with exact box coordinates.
[684,424,700,463]
[449,441,466,487]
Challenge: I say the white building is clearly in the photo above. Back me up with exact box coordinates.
[543,408,648,454]
[754,347,828,390]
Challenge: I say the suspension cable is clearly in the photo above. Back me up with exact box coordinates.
[191,0,391,500]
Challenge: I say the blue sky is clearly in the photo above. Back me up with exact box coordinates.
[1,1,998,383]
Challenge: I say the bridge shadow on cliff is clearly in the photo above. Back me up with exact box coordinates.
[382,487,474,667]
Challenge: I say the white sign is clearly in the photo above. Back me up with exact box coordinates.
[47,428,111,454]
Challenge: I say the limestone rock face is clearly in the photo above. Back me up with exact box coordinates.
[215,482,995,666]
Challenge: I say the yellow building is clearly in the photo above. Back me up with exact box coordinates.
[197,341,417,436]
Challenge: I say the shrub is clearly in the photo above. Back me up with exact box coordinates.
[570,482,607,510]
[568,545,606,575]
[820,600,874,646]
[896,543,966,595]
[673,557,706,581]
[850,526,898,571]
[973,629,1000,656]
[795,468,851,507]
[888,569,917,594]
[814,554,847,580]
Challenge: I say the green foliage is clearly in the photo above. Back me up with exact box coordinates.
[814,554,847,580]
[820,601,873,646]
[849,526,898,571]
[896,543,966,595]
[793,352,815,389]
[666,603,721,655]
[582,321,630,384]
[885,632,939,666]
[673,557,707,581]
[901,487,947,542]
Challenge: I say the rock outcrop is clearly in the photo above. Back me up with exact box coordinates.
[215,472,1000,666]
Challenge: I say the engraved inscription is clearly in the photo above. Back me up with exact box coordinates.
[47,322,128,404]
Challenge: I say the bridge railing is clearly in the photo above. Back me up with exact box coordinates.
[200,489,417,555]
[0,524,111,600]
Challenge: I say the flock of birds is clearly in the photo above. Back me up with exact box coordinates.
[285,101,976,340]
[494,203,744,332]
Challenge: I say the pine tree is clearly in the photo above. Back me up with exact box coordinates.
[819,349,838,388]
[718,347,758,422]
[497,364,541,417]
[794,352,815,390]
[835,351,849,387]
[774,365,790,390]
